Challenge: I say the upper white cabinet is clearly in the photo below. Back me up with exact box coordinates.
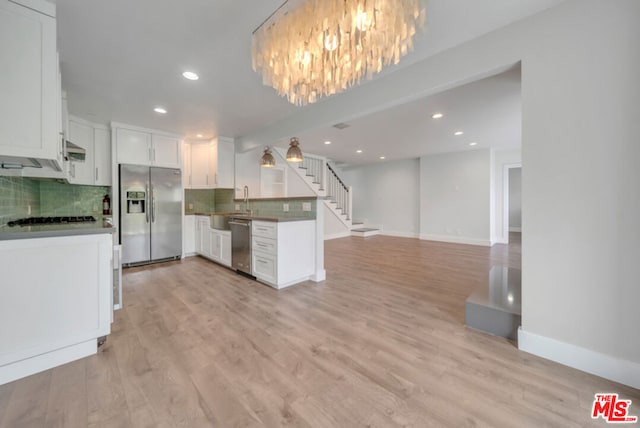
[113,123,181,168]
[0,0,63,169]
[67,115,111,186]
[184,137,234,189]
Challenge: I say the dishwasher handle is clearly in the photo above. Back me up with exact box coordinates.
[229,221,250,227]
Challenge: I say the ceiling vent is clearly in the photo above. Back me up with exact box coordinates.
[333,122,350,130]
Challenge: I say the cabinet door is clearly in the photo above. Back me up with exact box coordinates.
[216,137,235,188]
[182,142,192,188]
[210,230,221,262]
[220,232,232,267]
[200,219,212,257]
[67,119,95,185]
[183,216,196,255]
[0,1,59,161]
[152,135,180,168]
[94,128,111,186]
[190,142,210,188]
[116,128,151,165]
[195,217,202,254]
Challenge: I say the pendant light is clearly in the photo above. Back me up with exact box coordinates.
[286,137,303,162]
[260,147,275,167]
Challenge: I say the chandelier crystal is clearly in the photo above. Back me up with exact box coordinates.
[252,0,426,106]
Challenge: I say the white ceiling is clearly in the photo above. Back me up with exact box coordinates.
[51,0,563,161]
[295,65,521,165]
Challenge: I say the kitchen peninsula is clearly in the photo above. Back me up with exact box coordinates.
[0,221,114,385]
[184,193,325,289]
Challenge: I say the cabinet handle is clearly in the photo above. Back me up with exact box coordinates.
[215,173,218,185]
[153,148,156,161]
[206,174,209,185]
[148,147,152,162]
[95,167,99,181]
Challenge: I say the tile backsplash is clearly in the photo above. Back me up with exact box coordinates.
[184,188,316,219]
[0,177,109,225]
[39,181,109,217]
[0,177,40,224]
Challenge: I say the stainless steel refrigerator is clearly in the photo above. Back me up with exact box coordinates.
[119,164,182,266]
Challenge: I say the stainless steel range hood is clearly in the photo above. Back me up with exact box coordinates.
[65,141,86,162]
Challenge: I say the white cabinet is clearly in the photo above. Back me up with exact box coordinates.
[0,232,113,385]
[184,137,234,189]
[183,215,196,256]
[114,124,181,168]
[0,0,63,168]
[210,229,231,267]
[251,220,316,289]
[67,116,111,186]
[182,142,191,188]
[94,128,111,186]
[194,215,231,267]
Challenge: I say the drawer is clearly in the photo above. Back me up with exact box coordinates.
[252,236,276,255]
[252,250,277,284]
[252,220,277,239]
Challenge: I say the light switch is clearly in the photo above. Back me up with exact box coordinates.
[188,203,194,210]
[283,203,289,212]
[302,202,311,211]
[235,204,240,210]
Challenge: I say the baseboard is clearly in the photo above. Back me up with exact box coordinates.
[0,339,97,386]
[381,230,420,239]
[518,328,640,389]
[311,269,326,282]
[509,227,522,232]
[419,234,491,247]
[324,231,351,240]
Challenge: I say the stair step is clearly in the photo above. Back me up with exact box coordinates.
[465,267,521,340]
[351,228,381,237]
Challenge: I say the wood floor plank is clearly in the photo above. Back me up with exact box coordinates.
[0,234,637,427]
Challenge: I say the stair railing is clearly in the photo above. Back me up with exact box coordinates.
[299,155,325,191]
[326,163,351,220]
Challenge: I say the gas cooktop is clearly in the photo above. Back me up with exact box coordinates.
[7,216,97,227]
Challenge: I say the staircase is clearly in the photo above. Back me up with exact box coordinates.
[274,148,381,238]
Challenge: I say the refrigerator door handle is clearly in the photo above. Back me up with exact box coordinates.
[151,186,156,223]
[145,185,150,223]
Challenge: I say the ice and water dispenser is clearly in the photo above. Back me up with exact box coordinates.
[125,190,146,214]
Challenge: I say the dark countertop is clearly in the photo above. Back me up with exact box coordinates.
[185,212,315,222]
[0,221,115,240]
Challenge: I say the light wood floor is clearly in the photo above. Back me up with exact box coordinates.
[1,235,638,427]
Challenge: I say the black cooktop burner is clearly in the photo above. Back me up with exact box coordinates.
[7,216,97,227]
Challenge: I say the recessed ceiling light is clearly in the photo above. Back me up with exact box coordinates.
[454,131,464,136]
[356,150,363,153]
[469,142,478,146]
[379,156,385,160]
[154,107,167,114]
[431,113,444,119]
[182,71,199,80]
[324,141,331,145]
[196,134,203,138]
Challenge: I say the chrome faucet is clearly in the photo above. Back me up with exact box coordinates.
[243,185,252,215]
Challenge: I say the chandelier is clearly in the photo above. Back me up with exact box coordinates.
[251,0,426,106]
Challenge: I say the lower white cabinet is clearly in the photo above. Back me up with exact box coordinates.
[183,215,196,256]
[0,232,113,385]
[193,215,231,267]
[251,220,316,289]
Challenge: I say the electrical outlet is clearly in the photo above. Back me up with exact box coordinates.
[235,203,240,210]
[188,203,194,210]
[27,205,31,215]
[302,202,311,212]
[283,203,289,212]
[93,204,99,212]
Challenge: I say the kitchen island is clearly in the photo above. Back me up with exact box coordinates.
[0,223,114,385]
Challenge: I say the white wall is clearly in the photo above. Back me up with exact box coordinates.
[238,0,640,387]
[342,158,420,237]
[420,149,491,245]
[492,148,522,244]
[234,146,262,199]
[508,168,522,231]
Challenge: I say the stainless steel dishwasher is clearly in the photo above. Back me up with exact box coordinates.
[230,218,252,275]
